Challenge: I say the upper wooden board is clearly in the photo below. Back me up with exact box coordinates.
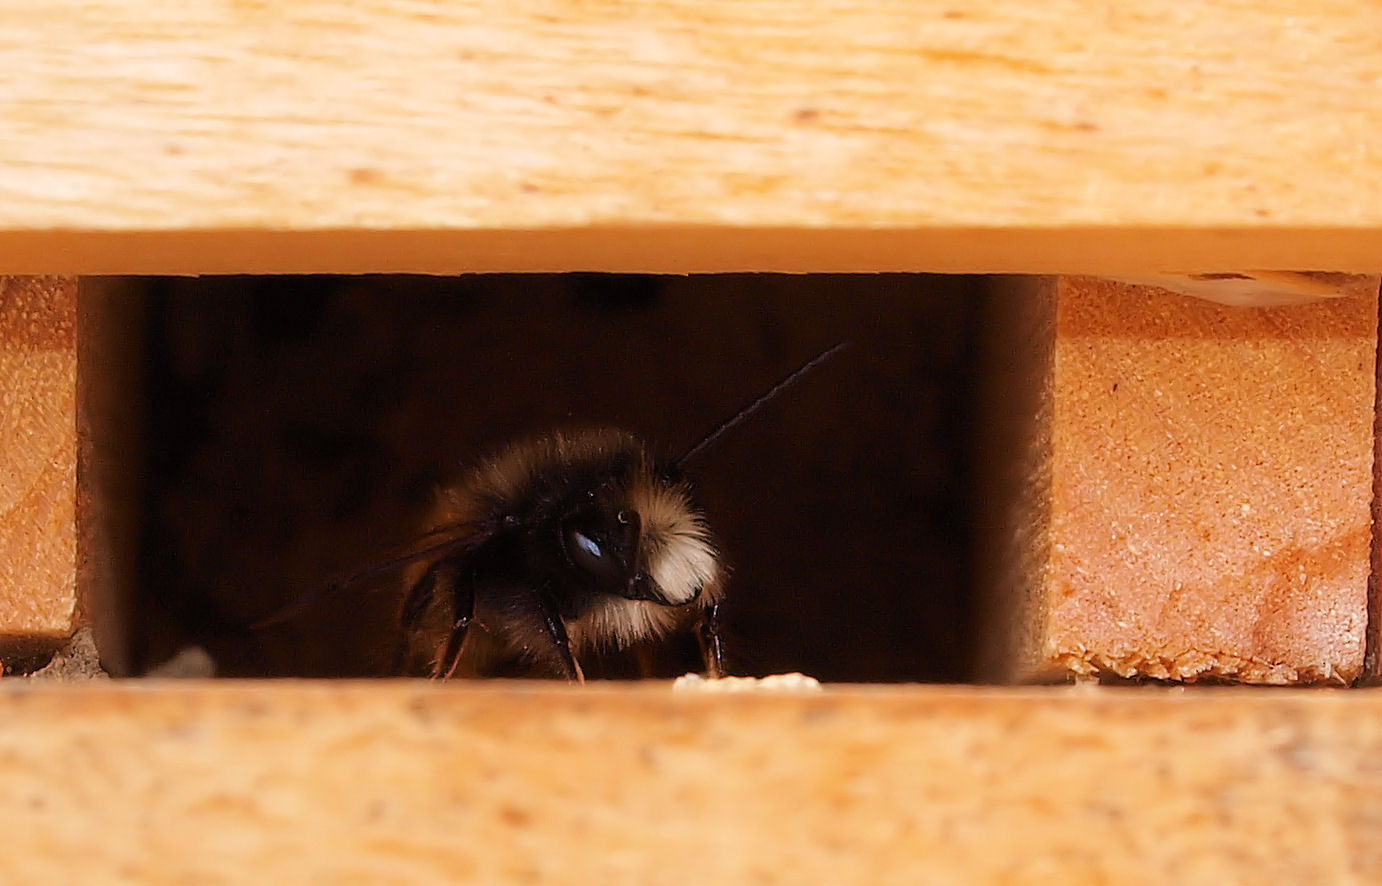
[0,1,1380,273]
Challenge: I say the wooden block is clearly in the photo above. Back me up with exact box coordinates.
[978,276,1379,684]
[0,2,1381,274]
[0,276,77,658]
[1,683,1380,882]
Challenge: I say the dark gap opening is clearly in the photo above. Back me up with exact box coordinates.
[1365,284,1382,685]
[89,273,985,682]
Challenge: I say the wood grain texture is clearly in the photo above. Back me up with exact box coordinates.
[0,277,77,655]
[0,1,1380,274]
[0,683,1379,884]
[980,277,1378,684]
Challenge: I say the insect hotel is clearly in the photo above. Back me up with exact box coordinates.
[3,2,1380,881]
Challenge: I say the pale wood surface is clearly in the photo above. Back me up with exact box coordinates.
[0,277,77,655]
[1107,272,1382,307]
[980,277,1378,684]
[0,1,1381,274]
[0,683,1379,884]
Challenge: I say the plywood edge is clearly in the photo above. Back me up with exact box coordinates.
[0,682,1378,883]
[2,228,1382,276]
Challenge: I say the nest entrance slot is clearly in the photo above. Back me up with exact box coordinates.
[81,274,982,682]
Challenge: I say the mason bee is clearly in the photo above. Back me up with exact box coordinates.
[254,343,845,681]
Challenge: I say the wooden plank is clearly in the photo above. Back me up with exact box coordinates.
[0,1,1380,274]
[0,683,1378,883]
[0,276,77,659]
[978,276,1379,684]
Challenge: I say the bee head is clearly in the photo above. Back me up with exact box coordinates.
[464,429,721,617]
[559,497,666,603]
[554,451,718,609]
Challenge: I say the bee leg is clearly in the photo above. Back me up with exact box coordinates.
[632,644,660,678]
[437,572,476,680]
[535,592,583,684]
[697,600,726,678]
[393,559,471,678]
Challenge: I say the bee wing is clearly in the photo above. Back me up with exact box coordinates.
[248,521,494,631]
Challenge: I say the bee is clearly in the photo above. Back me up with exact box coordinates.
[253,343,846,681]
[390,427,724,681]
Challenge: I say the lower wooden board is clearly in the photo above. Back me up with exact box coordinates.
[1,682,1378,883]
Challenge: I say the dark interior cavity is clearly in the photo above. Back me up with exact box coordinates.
[96,273,982,682]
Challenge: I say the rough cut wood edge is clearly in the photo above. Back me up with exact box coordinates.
[0,682,1378,883]
[979,277,1379,684]
[0,277,77,658]
[1,0,1381,274]
[76,278,145,676]
[1106,272,1382,307]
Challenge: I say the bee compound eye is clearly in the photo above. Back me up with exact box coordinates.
[563,523,622,585]
[569,527,602,561]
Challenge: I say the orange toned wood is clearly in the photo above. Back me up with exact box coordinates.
[1,683,1380,883]
[0,277,77,657]
[979,276,1379,684]
[0,2,1380,275]
[2,229,1382,279]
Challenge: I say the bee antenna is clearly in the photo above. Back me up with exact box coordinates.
[676,341,850,469]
